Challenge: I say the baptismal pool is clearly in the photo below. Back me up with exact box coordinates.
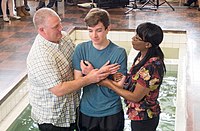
[7,71,177,131]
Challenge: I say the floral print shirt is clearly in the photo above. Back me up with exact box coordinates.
[125,57,164,121]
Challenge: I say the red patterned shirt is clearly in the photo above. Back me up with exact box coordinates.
[125,57,164,121]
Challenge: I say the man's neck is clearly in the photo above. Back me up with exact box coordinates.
[93,39,110,50]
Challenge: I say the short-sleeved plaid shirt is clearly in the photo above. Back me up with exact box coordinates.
[27,31,80,127]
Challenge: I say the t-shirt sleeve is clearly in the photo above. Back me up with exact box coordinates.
[111,47,127,76]
[118,48,127,76]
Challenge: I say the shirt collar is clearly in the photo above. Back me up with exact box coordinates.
[37,34,61,49]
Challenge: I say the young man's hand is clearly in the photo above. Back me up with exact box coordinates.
[80,60,94,75]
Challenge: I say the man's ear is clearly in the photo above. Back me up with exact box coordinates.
[38,27,44,32]
[145,42,152,48]
[38,27,46,36]
[107,25,111,31]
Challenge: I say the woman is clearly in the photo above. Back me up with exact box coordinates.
[1,0,21,22]
[99,22,166,131]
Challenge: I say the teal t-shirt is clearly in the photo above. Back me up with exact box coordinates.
[72,40,127,117]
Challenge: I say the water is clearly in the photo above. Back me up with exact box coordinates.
[157,71,177,131]
[7,71,177,131]
[7,105,39,131]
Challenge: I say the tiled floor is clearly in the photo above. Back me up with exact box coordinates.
[0,0,200,130]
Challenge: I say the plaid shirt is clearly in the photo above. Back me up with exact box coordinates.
[27,32,80,127]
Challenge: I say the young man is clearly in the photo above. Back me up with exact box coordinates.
[72,8,127,131]
[27,8,118,131]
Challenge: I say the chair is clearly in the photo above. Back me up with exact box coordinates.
[125,0,174,14]
[156,0,175,11]
[125,0,157,14]
[139,0,158,10]
[140,0,175,10]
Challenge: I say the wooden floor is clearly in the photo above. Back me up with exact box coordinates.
[0,0,200,130]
